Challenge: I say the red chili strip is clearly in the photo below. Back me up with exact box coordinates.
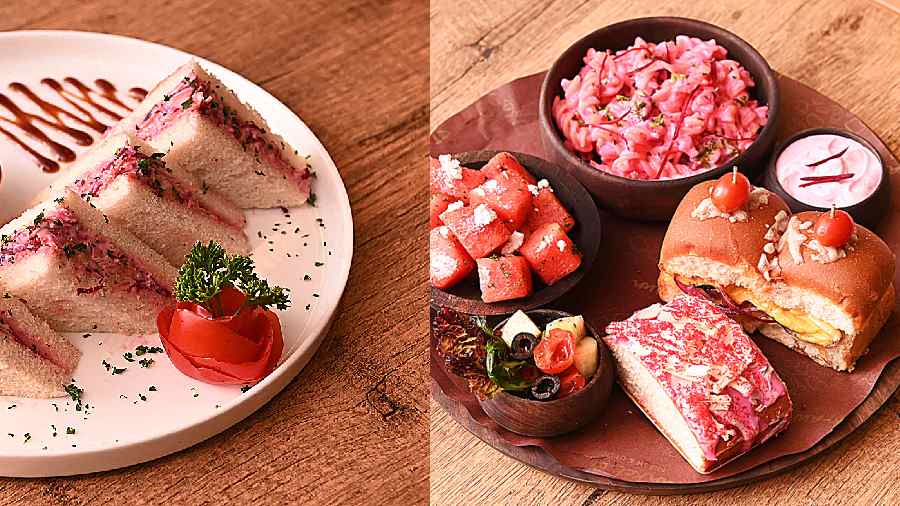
[798,173,854,188]
[628,58,661,75]
[613,46,652,60]
[655,85,702,178]
[805,147,848,167]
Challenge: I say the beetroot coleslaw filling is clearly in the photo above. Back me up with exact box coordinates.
[0,207,170,297]
[134,74,312,195]
[70,146,243,230]
[606,296,788,461]
[553,35,768,180]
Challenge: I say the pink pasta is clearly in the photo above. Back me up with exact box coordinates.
[552,36,768,180]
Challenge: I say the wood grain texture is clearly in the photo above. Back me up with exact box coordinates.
[0,0,428,504]
[430,0,900,503]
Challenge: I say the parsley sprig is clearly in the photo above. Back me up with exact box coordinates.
[175,242,290,316]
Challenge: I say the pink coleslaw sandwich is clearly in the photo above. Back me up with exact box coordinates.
[43,133,249,266]
[0,190,177,334]
[0,295,81,398]
[112,60,314,209]
[603,295,792,474]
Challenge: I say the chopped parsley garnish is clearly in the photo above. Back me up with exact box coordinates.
[651,114,665,128]
[54,196,65,204]
[308,193,317,206]
[112,367,127,375]
[134,345,164,356]
[174,241,291,315]
[64,383,83,411]
[149,386,157,392]
[138,393,147,401]
[66,427,76,435]
[123,352,135,362]
[32,211,45,226]
[139,358,154,368]
[63,242,88,258]
[181,98,193,109]
[240,385,251,393]
[23,433,31,443]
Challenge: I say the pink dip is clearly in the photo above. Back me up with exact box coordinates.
[776,134,881,208]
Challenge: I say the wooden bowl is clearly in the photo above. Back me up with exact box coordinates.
[478,309,615,437]
[429,150,602,316]
[538,16,780,221]
[762,127,890,229]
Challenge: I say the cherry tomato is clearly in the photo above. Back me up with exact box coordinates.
[532,328,575,375]
[711,169,751,213]
[814,209,854,247]
[558,366,587,398]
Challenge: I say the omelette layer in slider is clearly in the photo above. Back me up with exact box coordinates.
[658,181,895,371]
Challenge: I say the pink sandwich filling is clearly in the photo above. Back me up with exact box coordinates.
[0,304,69,372]
[606,296,789,462]
[70,146,243,230]
[0,207,170,297]
[134,73,312,196]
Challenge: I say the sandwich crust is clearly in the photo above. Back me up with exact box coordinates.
[659,181,790,295]
[775,211,896,331]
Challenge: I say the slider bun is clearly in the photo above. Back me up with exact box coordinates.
[774,211,896,333]
[659,181,790,293]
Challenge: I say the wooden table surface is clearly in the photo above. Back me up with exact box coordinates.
[430,0,900,504]
[0,1,427,504]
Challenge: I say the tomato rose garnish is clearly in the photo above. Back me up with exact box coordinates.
[533,328,575,375]
[157,242,290,386]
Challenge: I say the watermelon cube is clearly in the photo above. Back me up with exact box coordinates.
[429,155,486,202]
[430,226,475,289]
[430,193,456,228]
[520,223,582,285]
[481,152,537,185]
[522,186,576,234]
[441,203,511,259]
[477,256,533,303]
[468,171,532,229]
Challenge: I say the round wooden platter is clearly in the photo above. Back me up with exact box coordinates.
[429,150,602,316]
[429,71,900,494]
[432,356,900,495]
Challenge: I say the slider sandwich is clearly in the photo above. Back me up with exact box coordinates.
[659,172,895,371]
[0,295,80,398]
[45,133,249,266]
[113,60,313,209]
[0,190,177,334]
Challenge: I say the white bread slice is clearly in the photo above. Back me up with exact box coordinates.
[0,295,80,398]
[42,133,249,266]
[604,297,792,474]
[114,60,312,208]
[0,191,177,333]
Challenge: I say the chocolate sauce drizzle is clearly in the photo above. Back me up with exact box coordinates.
[0,78,148,179]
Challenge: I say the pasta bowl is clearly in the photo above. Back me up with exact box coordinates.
[538,17,779,221]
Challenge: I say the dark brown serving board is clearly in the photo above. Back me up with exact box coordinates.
[429,71,900,493]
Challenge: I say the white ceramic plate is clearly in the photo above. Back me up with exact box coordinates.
[0,31,353,477]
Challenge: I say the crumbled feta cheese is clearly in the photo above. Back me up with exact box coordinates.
[471,187,485,197]
[556,239,566,252]
[527,184,539,196]
[501,231,525,255]
[473,204,497,227]
[537,179,551,191]
[438,226,449,238]
[445,200,464,213]
[483,179,498,191]
[438,154,462,180]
